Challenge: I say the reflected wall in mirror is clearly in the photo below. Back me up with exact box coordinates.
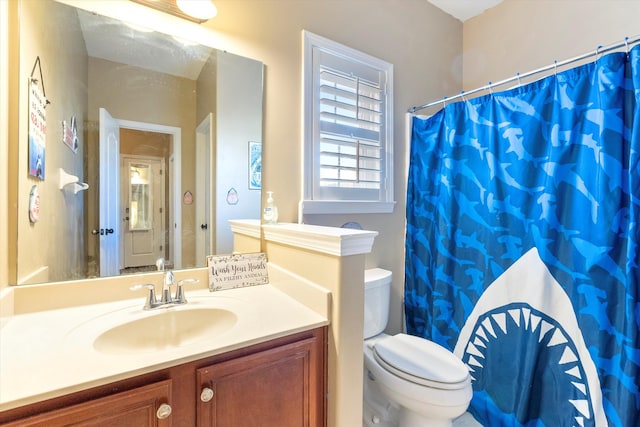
[15,0,264,285]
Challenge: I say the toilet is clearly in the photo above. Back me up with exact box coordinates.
[363,268,472,427]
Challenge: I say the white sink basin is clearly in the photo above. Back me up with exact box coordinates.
[93,307,237,355]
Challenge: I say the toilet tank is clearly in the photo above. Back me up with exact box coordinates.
[364,268,392,339]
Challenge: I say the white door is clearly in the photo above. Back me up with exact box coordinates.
[195,113,214,266]
[121,157,165,268]
[99,108,121,276]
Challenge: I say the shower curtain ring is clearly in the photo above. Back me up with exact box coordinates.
[554,60,558,75]
[595,45,602,62]
[516,72,522,87]
[442,96,447,108]
[625,36,630,57]
[461,91,466,101]
[488,82,493,95]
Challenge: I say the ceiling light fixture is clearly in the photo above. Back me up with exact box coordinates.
[130,0,217,24]
[176,0,217,20]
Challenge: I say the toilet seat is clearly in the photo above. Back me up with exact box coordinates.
[373,334,470,390]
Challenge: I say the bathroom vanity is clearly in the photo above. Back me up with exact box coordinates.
[0,327,326,426]
[0,223,377,427]
[0,280,329,426]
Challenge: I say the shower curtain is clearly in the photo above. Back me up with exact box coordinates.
[405,46,640,426]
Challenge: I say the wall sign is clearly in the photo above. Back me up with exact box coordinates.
[28,80,47,180]
[207,253,268,291]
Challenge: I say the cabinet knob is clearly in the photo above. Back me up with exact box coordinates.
[156,403,172,419]
[200,387,215,402]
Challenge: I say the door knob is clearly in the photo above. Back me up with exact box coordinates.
[93,228,114,235]
[156,403,172,419]
[200,387,214,402]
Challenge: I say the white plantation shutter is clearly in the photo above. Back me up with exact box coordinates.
[302,31,394,214]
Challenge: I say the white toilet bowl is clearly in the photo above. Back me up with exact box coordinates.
[363,269,472,427]
[363,333,472,427]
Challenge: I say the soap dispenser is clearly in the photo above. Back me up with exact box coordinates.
[263,191,278,224]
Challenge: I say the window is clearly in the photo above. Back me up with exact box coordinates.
[301,31,395,215]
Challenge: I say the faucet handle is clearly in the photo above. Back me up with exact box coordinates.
[174,278,199,304]
[130,283,158,310]
[161,270,175,304]
[164,270,174,286]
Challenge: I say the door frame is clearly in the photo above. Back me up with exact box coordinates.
[99,108,121,277]
[116,119,182,270]
[195,113,214,265]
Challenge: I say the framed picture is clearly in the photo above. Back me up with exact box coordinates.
[248,141,262,190]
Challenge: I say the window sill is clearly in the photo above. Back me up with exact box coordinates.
[299,200,395,215]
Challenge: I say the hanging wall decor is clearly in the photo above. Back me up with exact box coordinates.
[28,185,40,224]
[226,188,239,205]
[183,190,193,205]
[28,57,50,180]
[28,80,46,180]
[62,115,79,153]
[248,141,262,190]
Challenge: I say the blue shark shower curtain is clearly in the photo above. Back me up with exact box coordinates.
[405,46,640,427]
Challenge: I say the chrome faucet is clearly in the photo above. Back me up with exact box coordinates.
[130,258,198,310]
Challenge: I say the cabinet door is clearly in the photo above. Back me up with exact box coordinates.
[2,380,172,427]
[197,336,322,427]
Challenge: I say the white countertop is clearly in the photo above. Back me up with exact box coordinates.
[0,284,328,411]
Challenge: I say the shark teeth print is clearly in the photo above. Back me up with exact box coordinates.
[453,248,607,426]
[463,304,593,425]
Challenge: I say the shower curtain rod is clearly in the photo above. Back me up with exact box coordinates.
[408,34,640,114]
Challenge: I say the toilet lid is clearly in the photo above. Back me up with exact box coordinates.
[373,334,470,390]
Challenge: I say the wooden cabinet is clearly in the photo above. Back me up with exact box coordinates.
[0,381,172,427]
[0,327,326,427]
[197,336,323,426]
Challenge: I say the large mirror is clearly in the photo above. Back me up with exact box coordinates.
[15,0,263,285]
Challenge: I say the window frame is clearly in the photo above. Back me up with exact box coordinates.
[301,31,395,215]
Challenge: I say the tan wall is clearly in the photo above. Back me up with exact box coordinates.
[463,0,640,91]
[16,0,88,284]
[0,0,11,291]
[196,52,218,255]
[265,240,366,427]
[206,0,463,335]
[3,1,635,328]
[214,52,263,253]
[0,1,462,296]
